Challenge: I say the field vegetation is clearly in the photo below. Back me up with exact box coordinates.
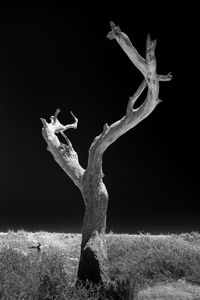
[1,230,200,299]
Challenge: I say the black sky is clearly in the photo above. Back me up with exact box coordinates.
[0,2,199,234]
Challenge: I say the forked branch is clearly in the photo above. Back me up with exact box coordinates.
[87,21,172,174]
[41,22,171,187]
[41,110,85,190]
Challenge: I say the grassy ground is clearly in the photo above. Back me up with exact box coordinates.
[1,230,200,299]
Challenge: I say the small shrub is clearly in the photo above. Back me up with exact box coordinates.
[0,245,70,299]
[98,278,139,300]
[0,246,39,299]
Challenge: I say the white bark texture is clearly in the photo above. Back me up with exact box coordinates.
[41,21,171,285]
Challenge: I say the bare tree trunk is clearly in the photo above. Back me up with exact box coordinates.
[40,21,171,286]
[77,171,109,285]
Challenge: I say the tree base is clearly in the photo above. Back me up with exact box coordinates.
[76,233,109,286]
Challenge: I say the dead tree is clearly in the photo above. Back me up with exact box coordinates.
[40,22,171,286]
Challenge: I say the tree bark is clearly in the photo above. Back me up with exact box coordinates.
[77,169,109,285]
[40,21,171,287]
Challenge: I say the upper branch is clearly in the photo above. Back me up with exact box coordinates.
[87,21,172,174]
[41,109,85,190]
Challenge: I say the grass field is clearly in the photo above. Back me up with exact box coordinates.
[1,230,200,299]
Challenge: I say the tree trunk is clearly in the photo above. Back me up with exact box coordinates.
[77,170,109,285]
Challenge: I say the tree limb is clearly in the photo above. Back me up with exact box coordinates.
[88,21,172,174]
[41,109,85,190]
[41,22,172,188]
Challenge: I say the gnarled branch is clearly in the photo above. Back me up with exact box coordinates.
[41,109,85,190]
[41,21,172,190]
[87,21,172,174]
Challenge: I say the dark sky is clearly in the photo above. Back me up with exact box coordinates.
[0,2,199,234]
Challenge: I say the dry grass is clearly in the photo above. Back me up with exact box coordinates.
[138,279,200,300]
[1,230,200,299]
